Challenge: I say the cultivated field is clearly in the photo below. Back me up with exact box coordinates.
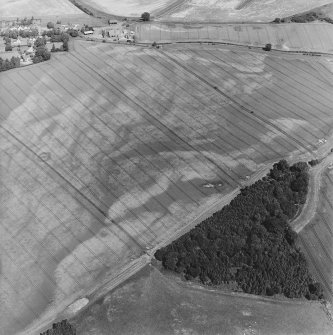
[72,265,333,335]
[298,169,333,302]
[156,0,333,22]
[76,0,177,17]
[1,41,333,334]
[0,0,81,18]
[135,22,333,53]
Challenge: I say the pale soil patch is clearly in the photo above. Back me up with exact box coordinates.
[65,298,89,315]
[260,118,310,144]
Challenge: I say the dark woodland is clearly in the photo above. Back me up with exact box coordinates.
[155,160,324,300]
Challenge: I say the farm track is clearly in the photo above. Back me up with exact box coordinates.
[158,49,314,154]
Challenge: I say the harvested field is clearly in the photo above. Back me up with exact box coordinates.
[298,170,333,302]
[0,0,81,17]
[156,0,333,22]
[1,41,333,334]
[76,0,177,17]
[135,22,333,53]
[71,265,333,335]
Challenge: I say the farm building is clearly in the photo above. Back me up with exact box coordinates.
[107,28,120,38]
[12,38,22,47]
[25,46,34,54]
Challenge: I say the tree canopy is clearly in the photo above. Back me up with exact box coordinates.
[141,12,150,21]
[155,160,323,300]
[40,320,76,335]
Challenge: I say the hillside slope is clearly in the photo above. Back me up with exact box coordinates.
[0,0,82,18]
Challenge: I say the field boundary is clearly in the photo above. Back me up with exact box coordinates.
[134,22,333,54]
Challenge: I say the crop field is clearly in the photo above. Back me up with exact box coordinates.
[72,265,333,335]
[1,41,333,334]
[76,0,177,17]
[298,170,333,302]
[135,22,333,53]
[0,0,82,18]
[156,0,333,22]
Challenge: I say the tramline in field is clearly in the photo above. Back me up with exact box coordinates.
[1,40,333,334]
[299,171,333,302]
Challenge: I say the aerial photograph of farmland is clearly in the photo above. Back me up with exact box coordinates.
[0,0,333,334]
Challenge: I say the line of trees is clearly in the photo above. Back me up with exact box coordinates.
[155,160,324,300]
[1,28,39,39]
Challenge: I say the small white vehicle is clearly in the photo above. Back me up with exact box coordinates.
[203,183,215,188]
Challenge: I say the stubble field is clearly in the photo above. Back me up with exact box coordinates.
[1,41,333,334]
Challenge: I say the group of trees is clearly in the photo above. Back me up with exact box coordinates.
[40,320,76,335]
[32,37,51,63]
[273,13,333,24]
[0,56,20,72]
[1,27,39,39]
[155,160,324,300]
[16,16,35,26]
[141,12,150,21]
[290,12,333,24]
[41,29,70,42]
